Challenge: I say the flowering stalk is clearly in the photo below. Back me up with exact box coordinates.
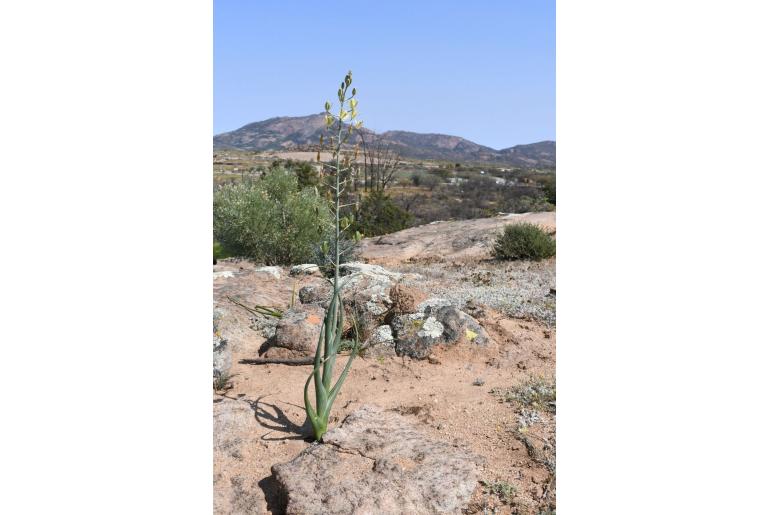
[303,71,363,441]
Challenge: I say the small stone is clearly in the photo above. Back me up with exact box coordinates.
[268,305,325,356]
[255,266,282,279]
[473,378,485,386]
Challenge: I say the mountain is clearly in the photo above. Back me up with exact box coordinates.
[214,114,555,168]
[498,141,556,168]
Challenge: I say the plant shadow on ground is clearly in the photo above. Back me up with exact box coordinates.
[257,474,286,515]
[250,395,314,442]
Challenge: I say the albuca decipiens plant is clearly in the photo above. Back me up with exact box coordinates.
[303,71,364,441]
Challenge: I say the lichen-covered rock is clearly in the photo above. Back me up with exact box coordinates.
[290,263,321,276]
[336,263,402,318]
[271,405,482,515]
[362,324,396,358]
[213,335,231,378]
[339,262,403,280]
[269,305,325,356]
[392,305,489,359]
[425,305,490,346]
[298,282,332,306]
[392,313,446,359]
[298,263,412,333]
[416,297,452,313]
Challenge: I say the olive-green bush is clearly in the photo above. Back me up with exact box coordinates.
[494,223,555,261]
[352,190,412,237]
[213,168,332,265]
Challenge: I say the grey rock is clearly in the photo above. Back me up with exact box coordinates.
[213,335,231,378]
[339,262,403,280]
[338,267,397,318]
[271,405,482,515]
[362,325,396,358]
[298,282,331,306]
[290,263,321,276]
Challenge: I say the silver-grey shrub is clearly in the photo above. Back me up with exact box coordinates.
[213,168,332,265]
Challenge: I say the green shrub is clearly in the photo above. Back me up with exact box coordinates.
[213,240,232,263]
[493,223,555,261]
[213,168,332,265]
[353,190,412,237]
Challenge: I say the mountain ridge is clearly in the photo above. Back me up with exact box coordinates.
[214,113,554,168]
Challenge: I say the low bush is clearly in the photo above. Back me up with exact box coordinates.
[493,223,555,261]
[213,168,332,265]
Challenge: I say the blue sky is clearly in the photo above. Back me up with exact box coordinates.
[214,0,554,149]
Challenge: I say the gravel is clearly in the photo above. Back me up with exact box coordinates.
[393,260,555,326]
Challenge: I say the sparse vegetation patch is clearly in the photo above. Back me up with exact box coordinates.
[481,479,517,505]
[492,376,556,413]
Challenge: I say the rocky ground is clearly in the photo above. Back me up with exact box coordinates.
[213,212,556,514]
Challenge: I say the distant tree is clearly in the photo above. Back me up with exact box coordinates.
[357,131,400,191]
[542,176,556,205]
